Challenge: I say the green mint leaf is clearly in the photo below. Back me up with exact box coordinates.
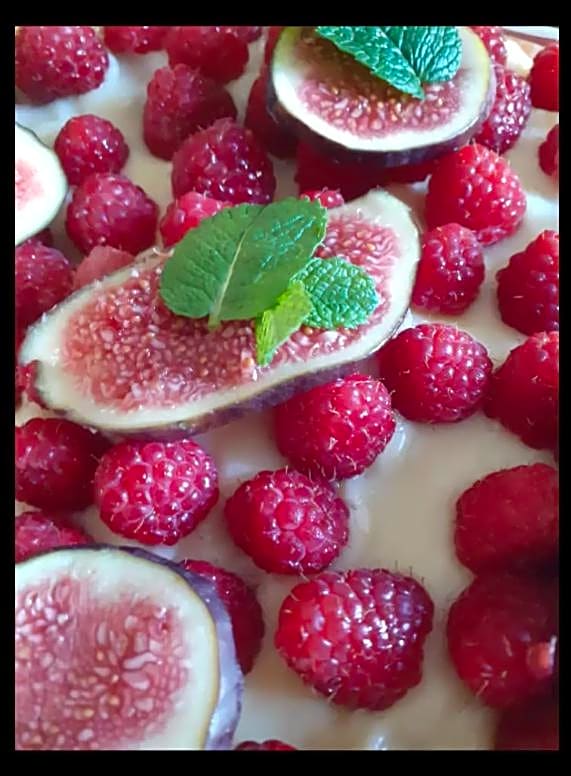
[255,282,313,367]
[294,257,378,330]
[159,198,327,327]
[315,26,462,99]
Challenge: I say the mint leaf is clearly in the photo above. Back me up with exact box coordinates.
[315,26,462,99]
[294,257,378,329]
[255,282,313,367]
[159,198,327,327]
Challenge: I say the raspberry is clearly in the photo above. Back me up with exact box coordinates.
[15,26,109,104]
[54,114,129,185]
[180,559,264,674]
[245,69,297,159]
[496,230,559,335]
[295,142,383,201]
[235,740,297,751]
[446,572,558,709]
[474,67,531,154]
[470,26,508,67]
[222,27,262,43]
[379,159,437,184]
[425,144,526,245]
[73,246,134,289]
[15,510,92,563]
[454,464,559,575]
[103,26,169,54]
[171,119,276,204]
[275,568,434,710]
[412,224,485,314]
[484,332,558,451]
[22,228,53,248]
[159,191,230,247]
[15,418,109,511]
[264,27,284,63]
[143,64,237,161]
[495,698,559,750]
[539,124,559,178]
[529,45,559,111]
[224,469,349,575]
[376,323,493,423]
[15,242,74,327]
[94,439,219,546]
[300,189,344,209]
[66,173,158,254]
[165,27,248,84]
[274,374,396,480]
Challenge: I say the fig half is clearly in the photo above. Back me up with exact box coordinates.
[15,545,243,750]
[268,26,495,167]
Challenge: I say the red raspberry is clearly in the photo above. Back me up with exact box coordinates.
[159,191,230,247]
[376,323,493,423]
[15,26,109,104]
[412,224,485,314]
[15,242,74,327]
[143,64,237,160]
[15,510,92,563]
[221,27,262,44]
[300,189,344,209]
[446,572,558,709]
[495,698,559,750]
[470,26,508,67]
[295,143,383,201]
[275,568,434,710]
[94,439,219,546]
[171,119,276,204]
[224,469,349,575]
[15,418,109,511]
[539,124,559,178]
[529,44,559,111]
[22,228,53,248]
[496,230,559,335]
[474,67,531,154]
[235,740,297,751]
[425,144,526,245]
[103,26,169,54]
[264,27,284,63]
[73,246,134,289]
[484,332,558,451]
[454,463,559,575]
[274,374,396,481]
[54,114,129,185]
[245,69,297,159]
[165,26,248,84]
[180,559,264,674]
[379,158,437,184]
[66,173,158,254]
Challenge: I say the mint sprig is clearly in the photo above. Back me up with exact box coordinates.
[255,282,313,367]
[315,26,462,100]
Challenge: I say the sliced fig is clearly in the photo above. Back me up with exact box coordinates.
[268,26,495,167]
[15,545,242,750]
[15,123,67,246]
[20,189,420,437]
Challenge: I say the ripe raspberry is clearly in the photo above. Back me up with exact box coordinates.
[470,26,508,67]
[15,242,74,327]
[245,70,297,159]
[295,143,384,201]
[412,224,485,314]
[15,418,109,511]
[143,64,237,160]
[54,114,129,185]
[221,27,262,43]
[300,189,344,209]
[474,67,531,154]
[165,26,248,84]
[496,230,559,335]
[171,119,276,204]
[159,191,230,247]
[15,510,92,563]
[264,27,284,63]
[495,698,559,750]
[73,246,134,289]
[103,26,169,54]
[15,26,109,104]
[275,568,434,710]
[446,572,558,708]
[529,45,559,111]
[454,463,559,575]
[376,323,493,423]
[484,332,558,451]
[94,439,219,546]
[539,124,559,178]
[22,228,53,248]
[235,740,297,751]
[274,374,396,480]
[66,173,158,254]
[425,144,526,245]
[224,469,349,575]
[180,559,264,674]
